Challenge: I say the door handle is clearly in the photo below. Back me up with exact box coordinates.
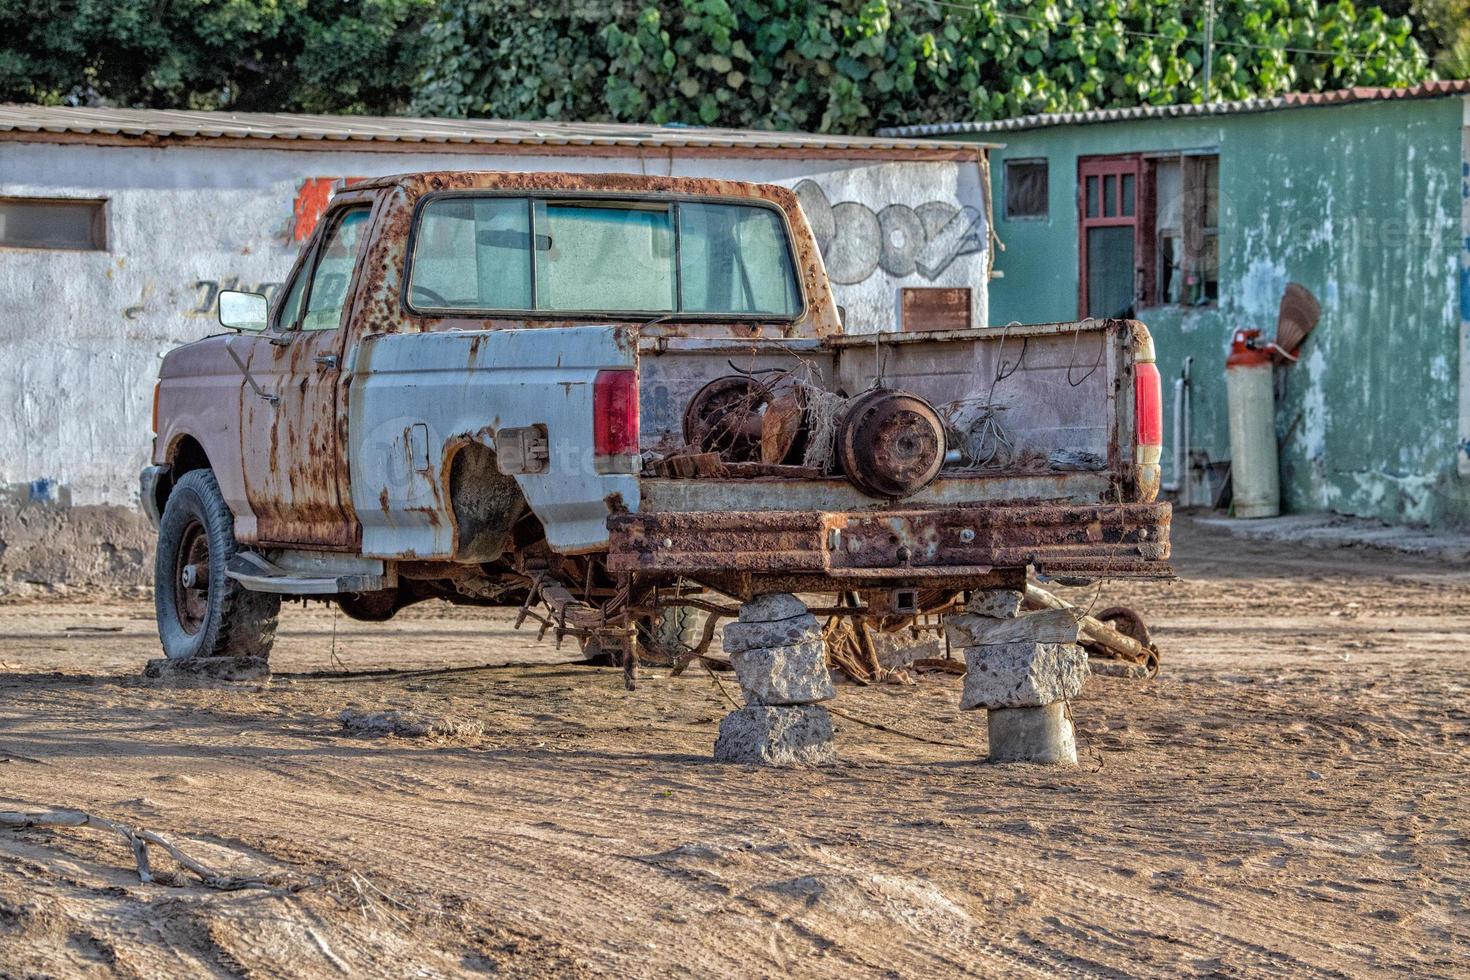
[314,354,339,370]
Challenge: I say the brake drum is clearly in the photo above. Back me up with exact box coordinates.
[835,389,946,499]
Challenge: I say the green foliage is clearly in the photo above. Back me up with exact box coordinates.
[413,1,1433,133]
[1376,0,1470,76]
[0,1,1436,131]
[0,0,433,112]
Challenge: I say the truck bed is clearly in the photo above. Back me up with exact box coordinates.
[616,319,1169,581]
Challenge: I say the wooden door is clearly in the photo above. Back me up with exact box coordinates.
[1078,155,1141,319]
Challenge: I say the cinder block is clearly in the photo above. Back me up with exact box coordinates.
[737,592,810,623]
[965,588,1025,619]
[723,613,822,654]
[713,705,836,766]
[729,640,833,706]
[987,704,1078,765]
[960,641,1086,709]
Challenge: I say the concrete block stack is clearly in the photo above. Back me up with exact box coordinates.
[713,593,837,766]
[947,589,1086,765]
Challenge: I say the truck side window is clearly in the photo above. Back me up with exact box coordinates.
[275,262,308,331]
[301,208,371,331]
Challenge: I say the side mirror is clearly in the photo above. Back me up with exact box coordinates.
[219,290,269,333]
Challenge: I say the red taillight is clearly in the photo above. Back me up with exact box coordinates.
[1134,361,1163,448]
[593,369,639,456]
[151,381,161,434]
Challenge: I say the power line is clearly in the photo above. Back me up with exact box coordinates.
[917,0,1409,63]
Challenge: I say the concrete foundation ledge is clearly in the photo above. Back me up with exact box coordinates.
[713,705,837,766]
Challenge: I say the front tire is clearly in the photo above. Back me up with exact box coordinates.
[154,469,280,660]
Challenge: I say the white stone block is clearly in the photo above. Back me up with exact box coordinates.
[960,641,1087,709]
[723,613,822,654]
[965,588,1024,619]
[729,640,833,706]
[737,592,810,623]
[713,705,836,766]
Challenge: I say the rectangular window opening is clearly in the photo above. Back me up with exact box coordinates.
[0,197,107,251]
[1145,152,1219,308]
[1079,150,1220,315]
[1003,159,1049,220]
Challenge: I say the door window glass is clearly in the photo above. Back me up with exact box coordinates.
[301,208,371,331]
[1086,226,1136,319]
[275,262,309,330]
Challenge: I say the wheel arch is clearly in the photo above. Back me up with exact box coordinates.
[153,433,212,516]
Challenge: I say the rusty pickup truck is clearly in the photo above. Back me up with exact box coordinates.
[142,170,1170,667]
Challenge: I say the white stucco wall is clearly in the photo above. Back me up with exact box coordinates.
[0,140,988,506]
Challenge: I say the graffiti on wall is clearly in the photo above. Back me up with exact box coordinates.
[185,278,283,318]
[793,179,985,285]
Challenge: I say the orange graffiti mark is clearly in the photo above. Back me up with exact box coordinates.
[292,177,368,242]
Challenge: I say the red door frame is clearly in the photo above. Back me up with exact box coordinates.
[1077,154,1141,318]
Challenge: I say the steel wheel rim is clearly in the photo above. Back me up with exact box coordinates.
[173,519,209,635]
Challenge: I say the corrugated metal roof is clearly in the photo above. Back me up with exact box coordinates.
[877,79,1470,137]
[0,104,993,157]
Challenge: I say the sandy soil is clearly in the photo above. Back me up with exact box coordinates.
[0,516,1466,977]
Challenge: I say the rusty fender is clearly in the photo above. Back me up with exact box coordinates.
[607,502,1172,579]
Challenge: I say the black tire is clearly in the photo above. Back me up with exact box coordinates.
[636,605,706,665]
[154,469,280,660]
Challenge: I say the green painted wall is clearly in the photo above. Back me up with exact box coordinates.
[952,97,1468,526]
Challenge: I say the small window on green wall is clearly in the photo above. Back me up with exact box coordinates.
[1004,159,1048,220]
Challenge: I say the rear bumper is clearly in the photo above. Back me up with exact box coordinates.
[608,501,1172,579]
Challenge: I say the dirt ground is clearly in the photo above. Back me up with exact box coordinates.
[0,516,1466,978]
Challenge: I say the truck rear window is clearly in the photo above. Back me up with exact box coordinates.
[407,196,801,318]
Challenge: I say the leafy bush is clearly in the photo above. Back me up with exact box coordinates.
[0,1,1433,133]
[0,0,433,112]
[413,1,1432,133]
